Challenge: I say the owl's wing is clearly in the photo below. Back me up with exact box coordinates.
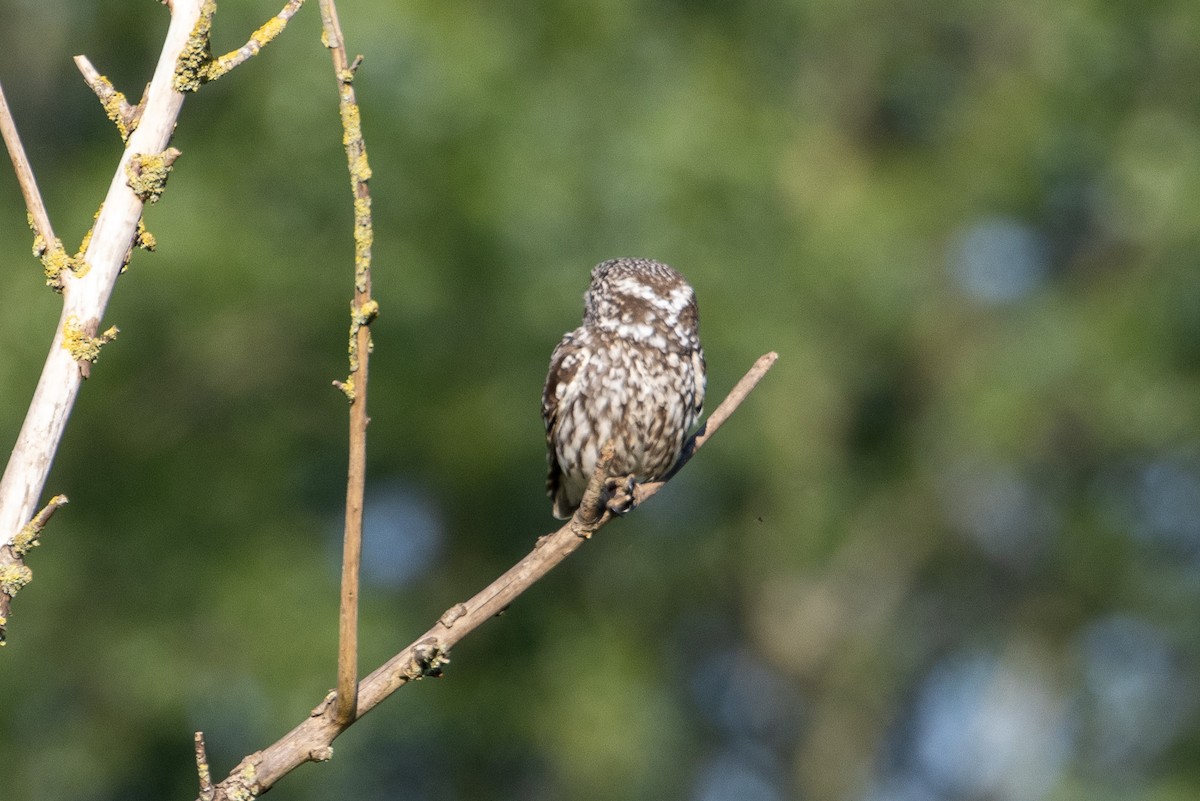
[541,343,564,432]
[542,331,585,516]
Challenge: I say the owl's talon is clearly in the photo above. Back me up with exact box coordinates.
[604,474,637,516]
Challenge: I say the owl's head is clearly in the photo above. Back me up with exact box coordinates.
[582,258,701,349]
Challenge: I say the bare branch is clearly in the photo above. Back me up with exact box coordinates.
[0,0,204,583]
[203,0,307,82]
[0,494,68,645]
[11,493,68,557]
[198,353,777,800]
[0,79,59,256]
[73,55,140,141]
[195,732,215,801]
[635,349,779,504]
[318,0,377,729]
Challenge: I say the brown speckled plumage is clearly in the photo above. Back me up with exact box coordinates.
[542,258,706,519]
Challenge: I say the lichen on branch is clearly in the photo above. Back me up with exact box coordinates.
[61,316,119,366]
[135,217,157,253]
[34,235,72,291]
[126,148,182,203]
[174,0,307,89]
[94,74,133,141]
[348,299,378,370]
[174,0,217,92]
[11,495,67,557]
[0,563,31,598]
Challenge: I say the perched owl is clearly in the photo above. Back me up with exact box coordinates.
[542,258,706,519]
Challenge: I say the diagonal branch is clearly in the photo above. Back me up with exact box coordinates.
[196,352,777,801]
[0,0,204,602]
[73,55,141,141]
[202,0,306,82]
[0,79,59,256]
[635,350,778,504]
[0,494,68,645]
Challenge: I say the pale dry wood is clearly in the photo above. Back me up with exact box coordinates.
[204,0,307,81]
[73,55,141,137]
[0,0,202,546]
[0,0,203,544]
[0,79,58,254]
[198,352,777,801]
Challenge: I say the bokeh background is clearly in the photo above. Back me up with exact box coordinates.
[3,1,1200,800]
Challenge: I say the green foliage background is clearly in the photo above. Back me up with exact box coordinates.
[3,1,1200,800]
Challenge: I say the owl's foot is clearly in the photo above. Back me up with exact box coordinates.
[603,474,637,516]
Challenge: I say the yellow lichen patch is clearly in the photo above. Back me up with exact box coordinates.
[351,152,372,183]
[346,299,379,374]
[62,316,119,364]
[0,564,32,598]
[12,523,41,557]
[224,757,261,801]
[339,102,363,148]
[178,0,306,84]
[28,214,68,291]
[353,195,373,292]
[78,204,101,255]
[135,218,157,252]
[13,495,67,556]
[337,376,356,403]
[126,149,182,204]
[207,55,235,81]
[96,76,131,141]
[40,241,72,291]
[253,15,287,45]
[353,299,380,326]
[353,194,373,226]
[174,0,216,92]
[69,205,102,279]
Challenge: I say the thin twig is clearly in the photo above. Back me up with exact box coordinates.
[73,55,139,140]
[11,494,68,557]
[0,79,58,251]
[0,494,68,645]
[320,0,375,728]
[197,352,776,801]
[195,732,215,801]
[635,350,779,504]
[203,0,306,81]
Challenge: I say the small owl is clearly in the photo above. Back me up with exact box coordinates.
[542,258,706,519]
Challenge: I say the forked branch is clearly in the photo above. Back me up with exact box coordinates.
[0,0,203,565]
[0,0,310,645]
[202,0,306,82]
